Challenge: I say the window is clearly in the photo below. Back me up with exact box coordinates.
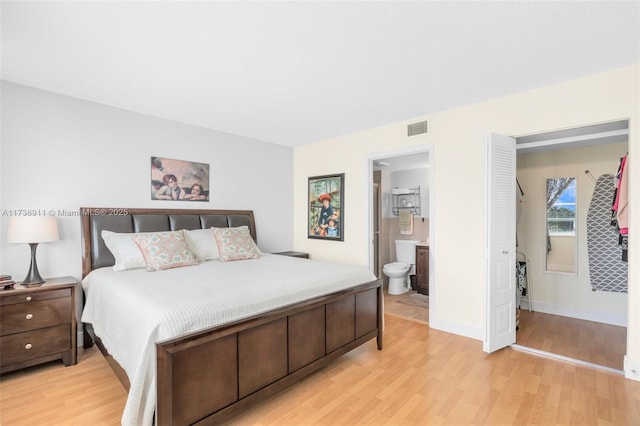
[547,178,576,236]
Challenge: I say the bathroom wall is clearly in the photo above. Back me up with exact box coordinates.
[380,167,429,287]
[385,217,429,262]
[383,168,429,218]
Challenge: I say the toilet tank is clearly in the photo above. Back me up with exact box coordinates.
[395,240,419,263]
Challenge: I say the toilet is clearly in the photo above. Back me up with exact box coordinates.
[383,240,419,295]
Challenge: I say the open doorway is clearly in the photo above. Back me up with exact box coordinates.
[513,120,629,372]
[369,147,432,324]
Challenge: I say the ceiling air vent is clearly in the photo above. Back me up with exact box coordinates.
[407,120,428,136]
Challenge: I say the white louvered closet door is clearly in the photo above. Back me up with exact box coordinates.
[484,132,517,353]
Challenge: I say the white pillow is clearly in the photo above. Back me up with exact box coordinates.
[101,230,146,271]
[183,228,220,261]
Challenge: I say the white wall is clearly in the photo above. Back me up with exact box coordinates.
[0,82,293,282]
[517,142,628,326]
[293,64,640,380]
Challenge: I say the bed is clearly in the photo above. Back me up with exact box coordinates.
[80,207,383,426]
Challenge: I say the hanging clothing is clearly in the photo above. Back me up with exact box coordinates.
[611,154,629,262]
[615,154,628,235]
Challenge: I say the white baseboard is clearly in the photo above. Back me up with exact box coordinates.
[429,316,484,341]
[624,356,640,381]
[519,299,627,327]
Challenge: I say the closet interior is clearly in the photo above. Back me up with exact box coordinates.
[514,120,629,371]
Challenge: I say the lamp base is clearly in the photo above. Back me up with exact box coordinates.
[21,243,45,286]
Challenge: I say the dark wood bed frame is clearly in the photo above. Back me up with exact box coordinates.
[80,207,383,425]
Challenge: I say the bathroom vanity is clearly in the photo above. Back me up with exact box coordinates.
[415,244,429,295]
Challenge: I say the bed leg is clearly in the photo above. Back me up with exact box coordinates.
[83,323,94,348]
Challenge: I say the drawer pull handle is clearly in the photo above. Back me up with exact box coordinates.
[25,296,32,301]
[25,343,33,350]
[25,313,34,320]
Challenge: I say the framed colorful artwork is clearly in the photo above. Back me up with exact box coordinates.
[151,156,210,201]
[308,173,344,241]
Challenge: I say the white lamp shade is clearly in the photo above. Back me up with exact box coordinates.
[6,216,59,243]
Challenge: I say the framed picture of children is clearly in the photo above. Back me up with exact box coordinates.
[308,173,344,241]
[151,156,210,201]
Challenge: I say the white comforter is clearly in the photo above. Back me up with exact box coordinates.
[81,254,376,426]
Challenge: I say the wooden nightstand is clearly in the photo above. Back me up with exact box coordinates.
[0,276,78,374]
[273,251,310,259]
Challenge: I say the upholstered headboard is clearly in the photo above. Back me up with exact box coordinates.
[80,207,256,277]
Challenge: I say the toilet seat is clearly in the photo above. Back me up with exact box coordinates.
[384,262,409,271]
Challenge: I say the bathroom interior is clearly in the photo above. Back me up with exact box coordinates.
[372,152,430,320]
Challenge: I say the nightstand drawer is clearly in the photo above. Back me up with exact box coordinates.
[0,325,71,366]
[0,288,70,306]
[0,297,71,336]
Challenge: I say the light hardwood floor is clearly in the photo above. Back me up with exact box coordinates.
[383,290,428,324]
[2,314,639,425]
[383,289,626,372]
[516,309,627,372]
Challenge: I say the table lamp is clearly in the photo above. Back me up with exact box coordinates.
[7,216,59,285]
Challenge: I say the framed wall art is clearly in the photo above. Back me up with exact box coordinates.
[308,173,344,241]
[151,156,210,201]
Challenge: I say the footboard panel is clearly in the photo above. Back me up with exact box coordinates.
[238,318,288,398]
[157,279,382,426]
[167,334,238,425]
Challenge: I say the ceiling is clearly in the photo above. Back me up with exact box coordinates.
[2,1,639,148]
